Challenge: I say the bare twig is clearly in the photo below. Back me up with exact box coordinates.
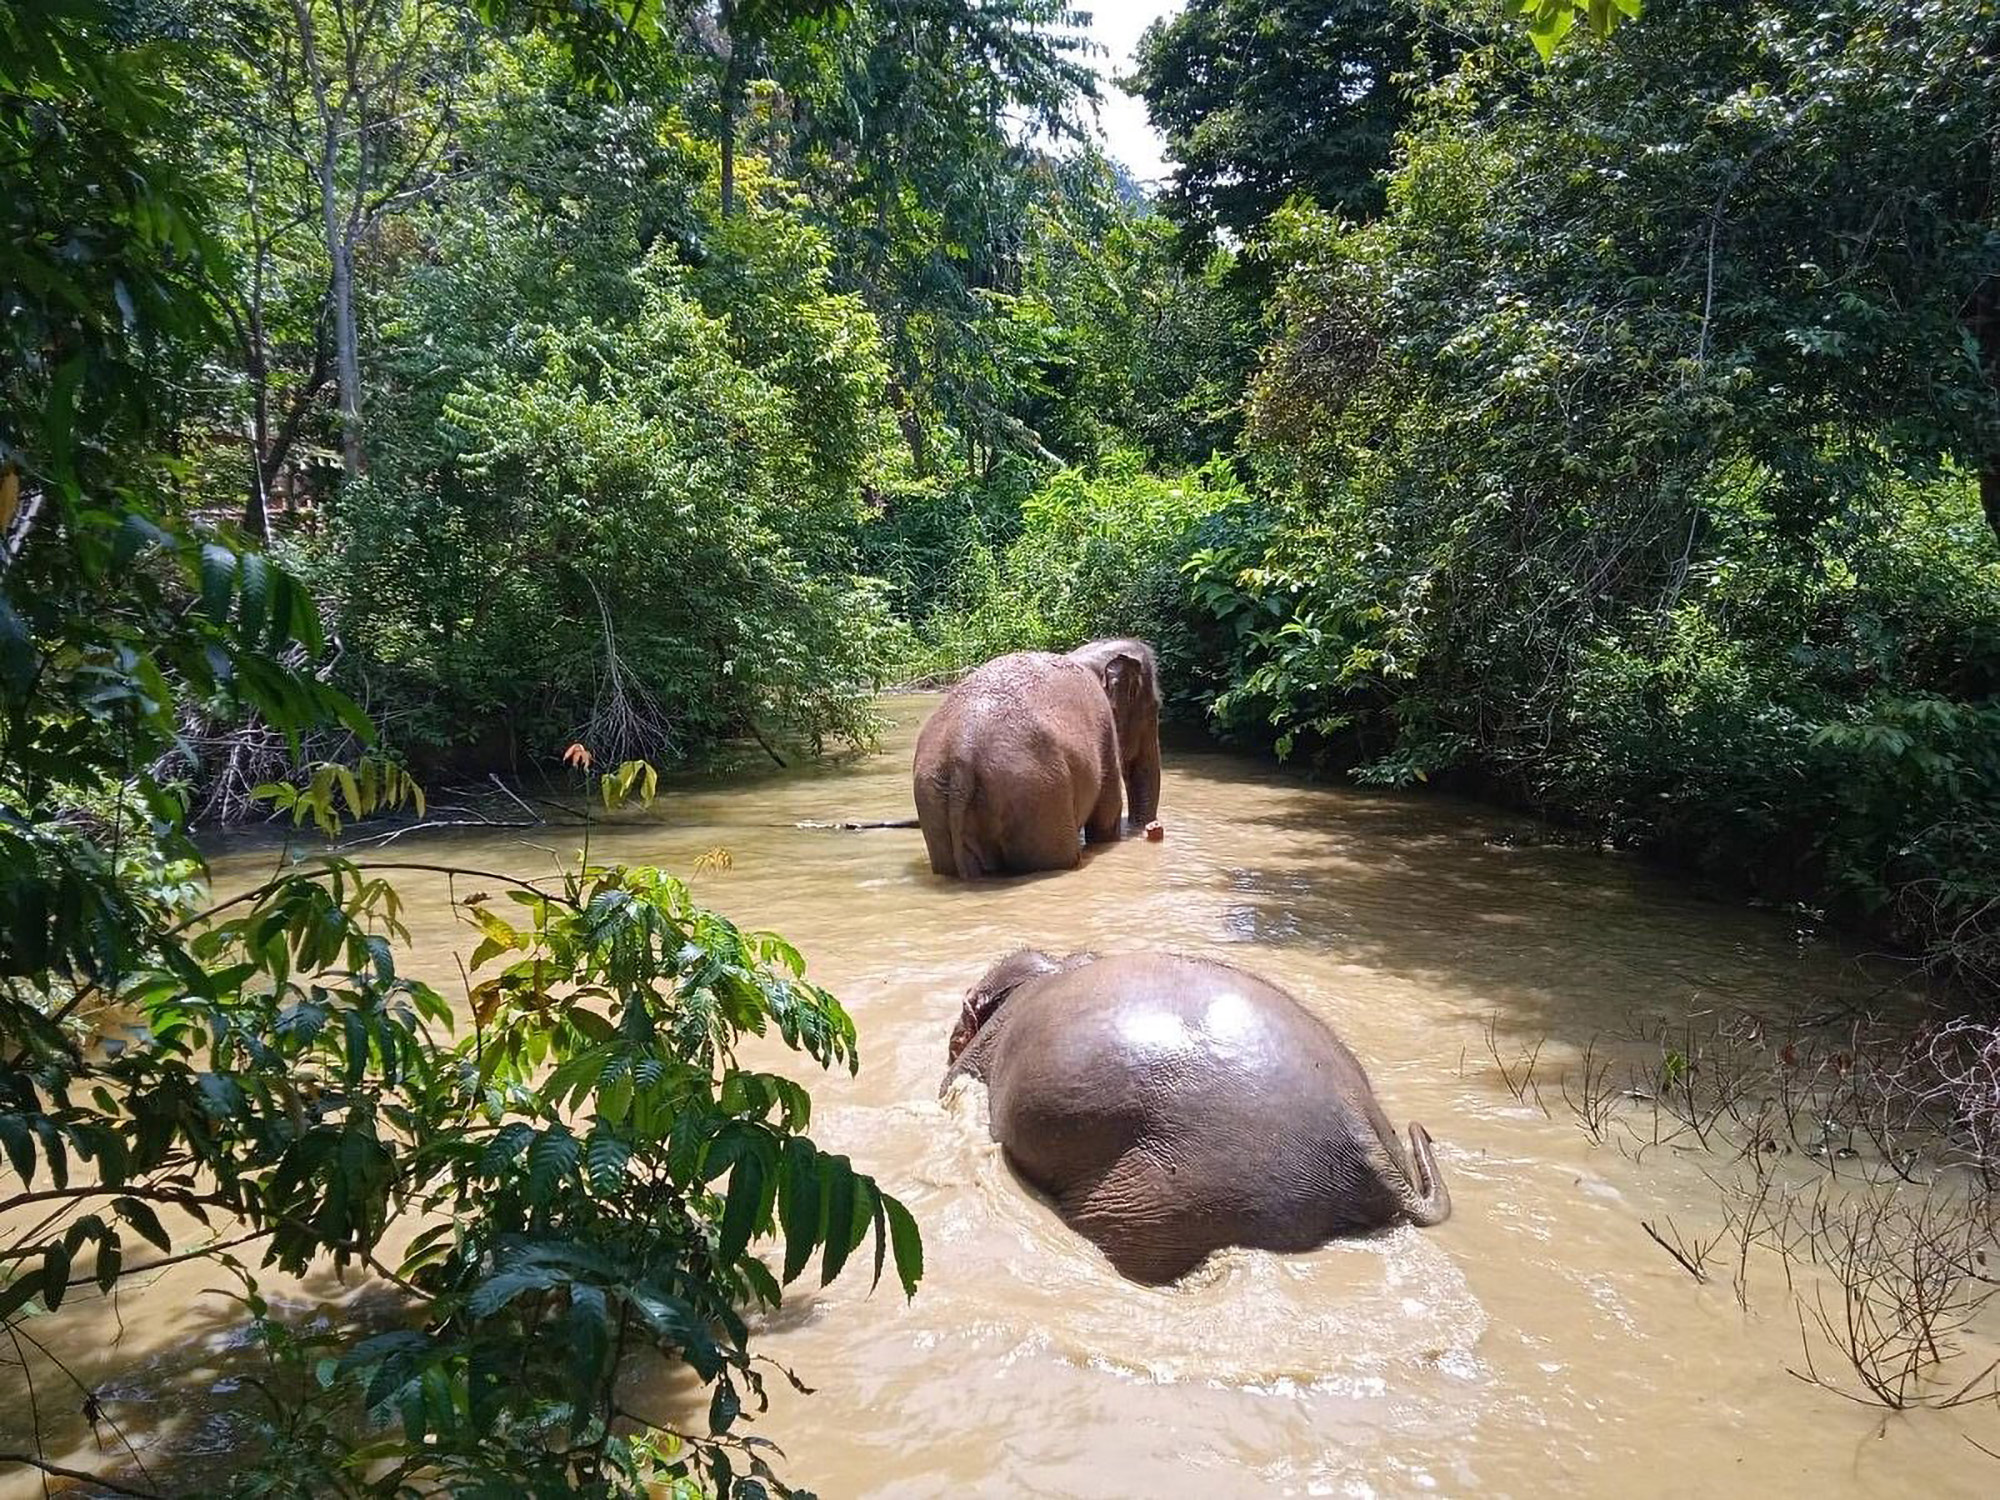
[1642,1217,1715,1283]
[0,1454,164,1500]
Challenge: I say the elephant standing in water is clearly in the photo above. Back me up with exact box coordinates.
[912,640,1162,879]
[941,951,1451,1284]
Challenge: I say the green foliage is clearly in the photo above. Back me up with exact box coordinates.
[1499,0,1643,59]
[1192,0,2000,982]
[992,156,1257,468]
[1129,0,1453,245]
[1004,454,1251,650]
[902,453,1254,694]
[6,7,925,1493]
[5,765,920,1496]
[328,156,906,763]
[0,0,218,473]
[780,0,1100,471]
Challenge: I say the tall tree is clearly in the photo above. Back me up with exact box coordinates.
[280,0,480,480]
[789,0,1097,469]
[1127,0,1447,248]
[687,0,848,216]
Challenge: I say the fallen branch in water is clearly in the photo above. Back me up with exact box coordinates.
[487,773,544,821]
[1642,1217,1714,1282]
[0,1453,165,1500]
[341,816,545,848]
[337,776,592,848]
[794,818,920,831]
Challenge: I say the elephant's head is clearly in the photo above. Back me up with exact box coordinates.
[945,948,1096,1072]
[1090,644,1159,735]
[1067,638,1163,823]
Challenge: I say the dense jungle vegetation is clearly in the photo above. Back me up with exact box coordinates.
[4,0,1998,1492]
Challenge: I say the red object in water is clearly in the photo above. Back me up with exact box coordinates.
[1144,820,1165,841]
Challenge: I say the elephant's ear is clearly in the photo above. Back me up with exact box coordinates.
[946,986,1012,1066]
[1103,652,1147,711]
[947,949,1063,1064]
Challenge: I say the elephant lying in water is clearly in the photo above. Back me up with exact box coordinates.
[942,950,1451,1284]
[912,640,1162,879]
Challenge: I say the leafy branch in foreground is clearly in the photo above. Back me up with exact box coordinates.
[3,5,918,1490]
[3,763,921,1496]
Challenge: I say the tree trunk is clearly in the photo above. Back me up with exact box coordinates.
[242,149,272,541]
[295,0,364,478]
[718,0,740,217]
[720,108,736,217]
[1968,263,2000,546]
[242,416,270,541]
[327,226,364,477]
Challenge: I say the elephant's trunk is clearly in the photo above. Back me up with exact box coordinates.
[1395,1122,1451,1227]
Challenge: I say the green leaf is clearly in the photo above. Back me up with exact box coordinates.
[478,1122,535,1175]
[0,1273,44,1323]
[778,1138,821,1284]
[718,1151,765,1263]
[884,1195,923,1298]
[41,1243,72,1311]
[28,1119,66,1190]
[527,1126,579,1204]
[237,550,270,644]
[111,1196,173,1254]
[566,1284,611,1417]
[398,1222,456,1279]
[584,1128,630,1194]
[465,1265,560,1317]
[199,543,236,624]
[95,1233,123,1292]
[599,1069,634,1125]
[40,357,84,486]
[0,1115,34,1185]
[709,1375,741,1435]
[818,1154,855,1286]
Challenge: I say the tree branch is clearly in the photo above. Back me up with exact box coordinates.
[0,1453,165,1500]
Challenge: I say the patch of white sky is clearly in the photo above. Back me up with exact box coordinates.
[1078,2,1182,190]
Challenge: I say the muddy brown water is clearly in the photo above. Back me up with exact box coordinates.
[6,695,1996,1497]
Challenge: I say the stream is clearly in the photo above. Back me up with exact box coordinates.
[4,694,1995,1497]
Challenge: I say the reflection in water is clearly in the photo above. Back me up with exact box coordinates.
[4,696,1994,1498]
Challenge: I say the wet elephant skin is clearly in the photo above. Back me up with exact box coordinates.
[911,641,1164,880]
[911,651,1125,878]
[942,951,1450,1284]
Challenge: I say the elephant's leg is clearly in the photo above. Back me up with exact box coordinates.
[1082,773,1123,844]
[999,808,1085,872]
[1083,725,1124,844]
[1062,1147,1211,1284]
[919,813,958,876]
[914,782,961,876]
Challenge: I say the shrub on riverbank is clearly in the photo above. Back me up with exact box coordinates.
[1,13,922,1491]
[311,127,910,770]
[893,452,1252,689]
[1158,5,2000,993]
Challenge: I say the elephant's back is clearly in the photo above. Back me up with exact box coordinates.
[986,956,1359,1165]
[940,653,1110,727]
[915,654,1113,787]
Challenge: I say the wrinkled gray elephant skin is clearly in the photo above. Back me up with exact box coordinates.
[942,951,1451,1283]
[911,640,1162,879]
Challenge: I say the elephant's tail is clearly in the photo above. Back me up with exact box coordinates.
[948,793,986,879]
[1394,1122,1451,1227]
